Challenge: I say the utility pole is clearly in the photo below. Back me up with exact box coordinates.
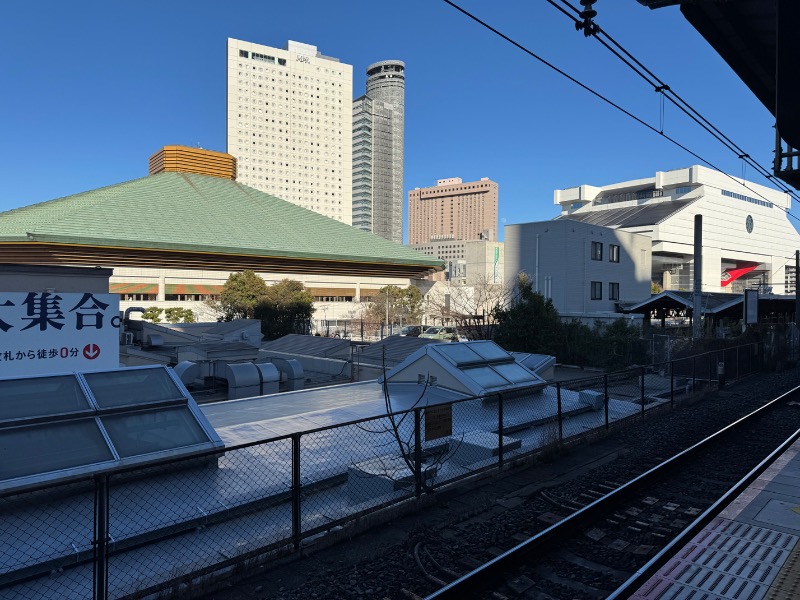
[386,288,390,332]
[795,250,799,326]
[692,215,703,339]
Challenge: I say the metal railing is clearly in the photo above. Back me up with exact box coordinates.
[0,343,761,600]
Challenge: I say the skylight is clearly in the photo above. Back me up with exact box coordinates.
[0,366,223,493]
[386,341,547,395]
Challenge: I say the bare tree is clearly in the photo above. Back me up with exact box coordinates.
[424,275,511,339]
[350,349,464,498]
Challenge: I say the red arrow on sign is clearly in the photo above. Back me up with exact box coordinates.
[83,344,101,360]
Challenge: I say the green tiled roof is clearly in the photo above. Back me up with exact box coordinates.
[0,173,443,269]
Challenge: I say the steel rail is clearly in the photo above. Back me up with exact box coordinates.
[426,383,800,599]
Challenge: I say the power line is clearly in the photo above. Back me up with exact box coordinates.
[548,0,800,203]
[441,0,800,228]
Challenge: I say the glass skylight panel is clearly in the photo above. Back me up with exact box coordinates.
[469,342,513,363]
[0,419,114,482]
[0,366,222,493]
[462,366,509,389]
[101,407,212,459]
[0,375,92,421]
[494,362,538,384]
[84,368,185,408]
[436,344,482,366]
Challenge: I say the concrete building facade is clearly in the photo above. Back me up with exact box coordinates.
[110,265,418,330]
[411,239,504,285]
[408,177,498,245]
[554,166,799,294]
[504,220,652,316]
[227,39,353,223]
[352,60,405,243]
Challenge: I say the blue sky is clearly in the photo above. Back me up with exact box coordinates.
[0,1,779,241]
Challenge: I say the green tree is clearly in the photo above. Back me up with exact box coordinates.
[210,273,315,339]
[558,319,595,367]
[142,307,163,323]
[164,307,196,323]
[597,317,645,370]
[492,275,562,355]
[366,285,424,325]
[256,279,315,339]
[215,270,269,320]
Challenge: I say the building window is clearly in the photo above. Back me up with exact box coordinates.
[591,241,603,261]
[609,244,620,263]
[721,189,773,209]
[239,50,249,58]
[165,294,218,302]
[591,281,602,300]
[609,282,619,301]
[786,266,797,294]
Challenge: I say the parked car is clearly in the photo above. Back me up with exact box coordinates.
[399,325,422,337]
[419,326,461,341]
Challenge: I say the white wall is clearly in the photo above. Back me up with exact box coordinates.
[504,220,652,314]
[114,266,418,327]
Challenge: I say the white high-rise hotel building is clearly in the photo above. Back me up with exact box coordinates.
[226,39,353,223]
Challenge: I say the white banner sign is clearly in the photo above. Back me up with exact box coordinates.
[0,292,120,377]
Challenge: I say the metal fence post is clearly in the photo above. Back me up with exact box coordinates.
[736,345,740,381]
[497,393,505,469]
[640,366,646,417]
[556,383,563,443]
[692,355,696,394]
[414,408,423,498]
[604,374,609,430]
[670,361,674,407]
[93,474,109,600]
[708,352,714,388]
[291,433,301,550]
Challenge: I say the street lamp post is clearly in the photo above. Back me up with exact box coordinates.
[320,304,328,336]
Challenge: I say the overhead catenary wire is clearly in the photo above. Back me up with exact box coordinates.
[548,0,800,203]
[441,0,800,228]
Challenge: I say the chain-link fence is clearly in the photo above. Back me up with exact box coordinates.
[1,342,762,599]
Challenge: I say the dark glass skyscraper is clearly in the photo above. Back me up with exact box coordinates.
[352,60,405,244]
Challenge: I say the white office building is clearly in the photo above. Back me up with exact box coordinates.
[227,39,353,223]
[505,220,652,318]
[554,165,800,294]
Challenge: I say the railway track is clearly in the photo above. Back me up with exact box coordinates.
[426,384,800,600]
[203,369,800,600]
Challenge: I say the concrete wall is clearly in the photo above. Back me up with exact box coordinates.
[504,220,652,314]
[113,266,419,333]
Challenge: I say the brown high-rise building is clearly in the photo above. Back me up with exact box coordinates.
[408,177,498,245]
